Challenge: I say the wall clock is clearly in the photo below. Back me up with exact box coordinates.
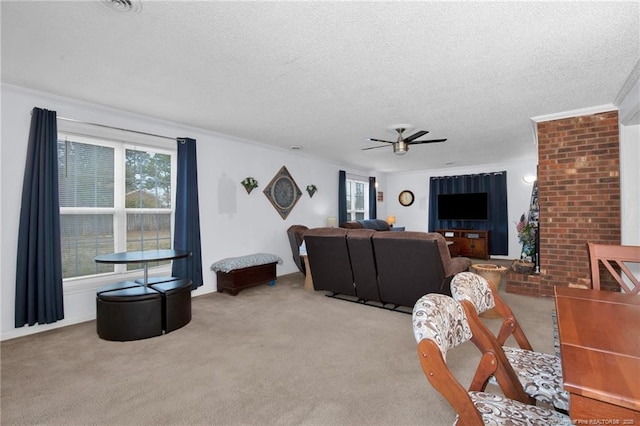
[398,190,414,206]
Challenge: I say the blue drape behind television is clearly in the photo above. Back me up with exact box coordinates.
[171,138,203,289]
[338,170,347,226]
[15,107,64,327]
[428,172,508,255]
[368,176,377,219]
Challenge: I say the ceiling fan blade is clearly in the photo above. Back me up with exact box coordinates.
[407,138,447,145]
[365,138,394,144]
[362,145,392,151]
[403,130,429,142]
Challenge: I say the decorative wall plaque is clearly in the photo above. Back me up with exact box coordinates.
[263,166,302,220]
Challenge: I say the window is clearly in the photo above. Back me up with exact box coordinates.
[345,178,369,221]
[58,134,175,280]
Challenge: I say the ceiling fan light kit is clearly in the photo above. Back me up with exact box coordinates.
[363,124,447,155]
[394,141,408,155]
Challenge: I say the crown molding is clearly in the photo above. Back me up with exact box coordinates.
[617,77,640,126]
[529,104,618,146]
[615,58,640,107]
[530,104,618,124]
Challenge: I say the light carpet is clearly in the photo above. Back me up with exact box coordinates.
[1,271,556,425]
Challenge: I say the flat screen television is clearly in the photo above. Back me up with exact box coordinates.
[437,192,488,221]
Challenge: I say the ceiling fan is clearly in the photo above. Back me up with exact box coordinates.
[363,124,447,155]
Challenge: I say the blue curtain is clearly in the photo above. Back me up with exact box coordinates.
[171,138,203,289]
[15,107,64,327]
[338,170,347,226]
[428,172,508,255]
[368,176,377,219]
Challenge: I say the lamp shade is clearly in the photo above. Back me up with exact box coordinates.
[386,215,396,225]
[327,216,337,227]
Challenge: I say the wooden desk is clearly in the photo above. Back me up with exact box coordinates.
[556,286,640,306]
[554,286,640,423]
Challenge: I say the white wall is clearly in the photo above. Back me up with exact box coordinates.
[0,84,378,340]
[620,123,640,247]
[618,77,640,285]
[618,75,640,247]
[384,161,537,259]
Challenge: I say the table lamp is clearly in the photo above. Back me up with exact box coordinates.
[327,216,337,227]
[386,215,396,228]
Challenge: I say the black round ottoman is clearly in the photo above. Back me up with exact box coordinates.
[149,279,192,333]
[96,286,162,341]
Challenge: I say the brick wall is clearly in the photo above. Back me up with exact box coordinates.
[506,111,621,296]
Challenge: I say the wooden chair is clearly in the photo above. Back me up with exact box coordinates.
[450,271,570,412]
[412,294,571,425]
[587,242,640,294]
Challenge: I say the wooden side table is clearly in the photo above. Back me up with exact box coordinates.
[301,255,314,291]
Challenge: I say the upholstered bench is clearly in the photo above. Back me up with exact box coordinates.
[211,253,282,295]
[149,279,192,333]
[96,284,162,341]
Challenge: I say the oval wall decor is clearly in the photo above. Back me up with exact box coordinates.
[263,166,302,220]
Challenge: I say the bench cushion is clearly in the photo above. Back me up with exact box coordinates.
[210,253,282,273]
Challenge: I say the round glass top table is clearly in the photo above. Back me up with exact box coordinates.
[94,249,191,287]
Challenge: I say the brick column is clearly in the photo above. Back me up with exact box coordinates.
[507,111,621,296]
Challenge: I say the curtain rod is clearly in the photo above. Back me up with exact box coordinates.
[50,115,176,141]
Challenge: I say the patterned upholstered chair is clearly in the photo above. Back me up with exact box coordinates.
[412,294,571,425]
[450,271,570,412]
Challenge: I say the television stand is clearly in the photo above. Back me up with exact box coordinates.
[437,229,489,259]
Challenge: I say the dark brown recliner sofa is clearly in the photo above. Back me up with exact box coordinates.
[303,227,356,297]
[303,227,471,309]
[372,232,472,308]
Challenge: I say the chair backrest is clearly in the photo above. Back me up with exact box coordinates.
[346,229,381,302]
[412,294,527,425]
[303,227,355,296]
[451,271,533,351]
[340,219,390,231]
[587,243,640,294]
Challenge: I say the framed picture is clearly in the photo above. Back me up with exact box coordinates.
[263,166,302,220]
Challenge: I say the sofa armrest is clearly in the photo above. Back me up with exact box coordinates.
[449,256,472,276]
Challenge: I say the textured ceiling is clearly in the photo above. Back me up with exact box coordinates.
[2,1,639,173]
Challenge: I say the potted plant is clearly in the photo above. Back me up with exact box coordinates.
[514,220,537,273]
[306,184,317,198]
[241,177,258,194]
[518,222,537,259]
